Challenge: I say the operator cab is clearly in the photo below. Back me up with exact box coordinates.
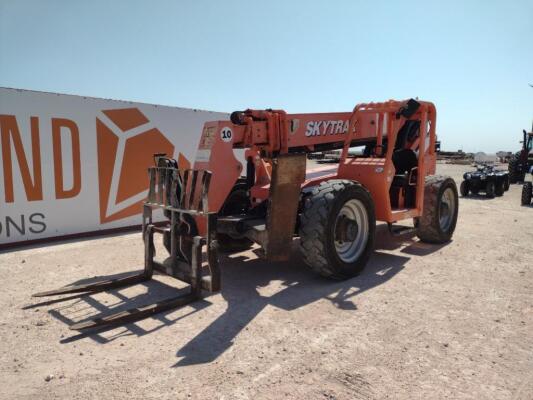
[344,115,423,211]
[389,120,420,210]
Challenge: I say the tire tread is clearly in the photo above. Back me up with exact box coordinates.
[521,182,532,206]
[299,180,374,279]
[416,175,458,244]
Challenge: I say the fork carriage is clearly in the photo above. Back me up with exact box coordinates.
[33,155,220,331]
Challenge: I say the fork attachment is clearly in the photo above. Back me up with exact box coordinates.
[32,155,220,331]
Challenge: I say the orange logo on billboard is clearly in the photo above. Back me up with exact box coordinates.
[96,107,188,224]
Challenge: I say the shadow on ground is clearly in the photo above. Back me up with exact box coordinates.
[173,226,447,366]
[36,271,211,344]
[29,225,448,364]
[173,248,407,367]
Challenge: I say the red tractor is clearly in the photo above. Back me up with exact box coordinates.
[508,125,533,183]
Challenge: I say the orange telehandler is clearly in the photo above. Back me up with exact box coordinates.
[34,99,458,330]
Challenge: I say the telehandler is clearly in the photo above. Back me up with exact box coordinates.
[34,99,458,330]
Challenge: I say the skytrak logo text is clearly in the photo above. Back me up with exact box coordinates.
[305,120,349,137]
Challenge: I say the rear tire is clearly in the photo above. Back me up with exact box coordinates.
[522,182,532,206]
[460,180,469,197]
[485,181,495,198]
[416,175,458,244]
[503,176,510,191]
[495,181,505,197]
[299,180,376,280]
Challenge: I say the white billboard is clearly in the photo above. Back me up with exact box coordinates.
[0,88,228,247]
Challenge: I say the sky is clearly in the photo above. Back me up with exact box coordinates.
[1,0,532,153]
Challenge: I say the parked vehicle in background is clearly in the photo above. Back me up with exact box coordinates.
[508,125,533,183]
[461,164,510,198]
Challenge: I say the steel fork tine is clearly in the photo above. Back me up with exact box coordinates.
[147,168,156,203]
[189,170,198,210]
[181,170,189,209]
[199,171,211,213]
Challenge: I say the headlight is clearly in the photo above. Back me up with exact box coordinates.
[465,173,471,179]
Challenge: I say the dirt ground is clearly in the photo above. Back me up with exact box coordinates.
[1,162,532,400]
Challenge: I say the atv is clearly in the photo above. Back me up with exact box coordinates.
[460,164,510,198]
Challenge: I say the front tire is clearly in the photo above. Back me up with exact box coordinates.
[522,182,533,206]
[299,180,376,280]
[416,176,458,244]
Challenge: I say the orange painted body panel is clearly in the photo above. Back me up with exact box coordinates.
[337,157,392,221]
[251,164,338,200]
[192,121,243,213]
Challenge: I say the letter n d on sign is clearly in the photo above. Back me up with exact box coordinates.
[52,118,81,199]
[0,115,43,203]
